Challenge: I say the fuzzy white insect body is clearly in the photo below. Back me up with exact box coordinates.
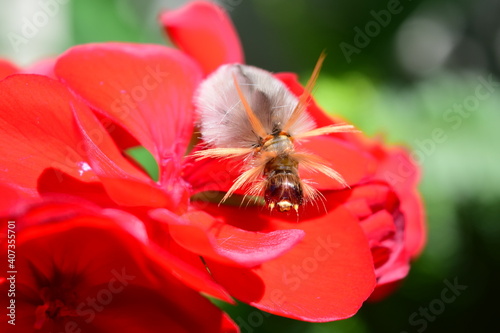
[194,64,316,148]
[193,56,357,213]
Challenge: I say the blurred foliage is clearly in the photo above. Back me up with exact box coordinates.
[71,0,167,45]
[126,146,159,181]
[2,0,498,332]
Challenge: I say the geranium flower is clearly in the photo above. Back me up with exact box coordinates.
[0,185,237,333]
[161,0,425,306]
[0,0,425,328]
[0,69,301,331]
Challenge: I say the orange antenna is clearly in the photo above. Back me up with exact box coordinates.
[232,73,267,139]
[282,51,326,132]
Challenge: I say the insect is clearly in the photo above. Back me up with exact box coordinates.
[193,54,357,213]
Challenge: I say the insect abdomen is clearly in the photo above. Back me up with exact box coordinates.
[264,170,303,212]
[262,136,303,212]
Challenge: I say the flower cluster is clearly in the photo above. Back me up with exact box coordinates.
[0,1,425,332]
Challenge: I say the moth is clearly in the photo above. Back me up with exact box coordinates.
[193,54,357,213]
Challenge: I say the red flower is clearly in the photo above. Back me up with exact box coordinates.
[160,0,244,75]
[277,73,426,299]
[161,0,425,307]
[0,186,237,333]
[0,0,425,327]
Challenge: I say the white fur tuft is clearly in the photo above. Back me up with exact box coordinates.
[194,64,316,148]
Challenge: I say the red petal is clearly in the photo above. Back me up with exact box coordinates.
[401,189,425,257]
[96,114,140,151]
[37,168,118,208]
[347,183,399,214]
[146,241,234,303]
[4,195,232,304]
[73,101,179,209]
[104,209,235,303]
[298,136,377,189]
[150,208,304,268]
[346,183,411,298]
[195,199,376,322]
[90,286,238,333]
[1,204,238,333]
[0,74,168,207]
[360,210,409,281]
[360,210,396,245]
[0,74,99,197]
[182,145,240,195]
[160,1,244,74]
[371,145,426,257]
[0,58,18,80]
[0,183,35,216]
[55,43,202,185]
[343,198,372,219]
